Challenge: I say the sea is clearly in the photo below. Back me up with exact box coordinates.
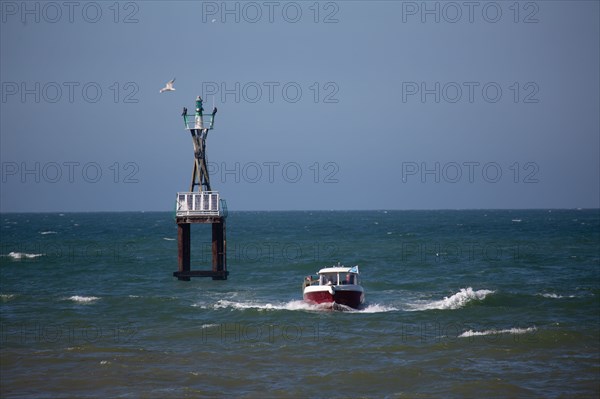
[1,209,599,398]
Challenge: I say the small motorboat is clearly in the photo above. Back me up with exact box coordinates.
[303,263,365,309]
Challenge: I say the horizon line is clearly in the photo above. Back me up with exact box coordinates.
[0,207,598,214]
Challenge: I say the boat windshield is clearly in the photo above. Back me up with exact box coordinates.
[319,272,358,285]
[320,273,337,285]
[341,273,357,285]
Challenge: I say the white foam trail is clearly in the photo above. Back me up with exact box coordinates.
[40,231,57,235]
[459,327,537,338]
[407,288,494,311]
[202,300,397,313]
[211,299,313,311]
[539,293,576,299]
[3,252,45,259]
[358,303,399,313]
[163,237,176,241]
[1,294,16,301]
[67,295,100,303]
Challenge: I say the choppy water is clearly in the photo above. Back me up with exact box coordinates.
[1,210,599,398]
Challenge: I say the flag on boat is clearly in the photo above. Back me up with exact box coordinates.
[349,266,359,273]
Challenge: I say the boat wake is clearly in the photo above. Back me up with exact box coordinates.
[459,326,537,338]
[354,303,399,313]
[331,302,399,313]
[406,287,494,311]
[2,252,45,260]
[196,299,398,313]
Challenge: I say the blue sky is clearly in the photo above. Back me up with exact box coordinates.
[1,1,598,211]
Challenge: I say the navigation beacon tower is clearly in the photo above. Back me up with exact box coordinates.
[173,96,228,281]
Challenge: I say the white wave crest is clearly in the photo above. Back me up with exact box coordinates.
[3,252,45,259]
[459,327,537,338]
[358,303,399,313]
[1,294,16,301]
[201,299,397,313]
[539,293,576,299]
[67,295,100,303]
[407,288,494,311]
[163,237,175,241]
[40,231,57,235]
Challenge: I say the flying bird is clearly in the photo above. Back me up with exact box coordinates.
[159,78,176,93]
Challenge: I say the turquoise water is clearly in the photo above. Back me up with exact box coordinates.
[1,210,599,398]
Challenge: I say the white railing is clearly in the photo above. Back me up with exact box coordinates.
[176,192,221,216]
[183,115,215,130]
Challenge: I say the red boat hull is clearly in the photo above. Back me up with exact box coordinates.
[303,289,364,309]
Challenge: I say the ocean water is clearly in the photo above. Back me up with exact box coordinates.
[1,210,599,398]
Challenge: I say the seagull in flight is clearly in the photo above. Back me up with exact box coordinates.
[159,78,176,93]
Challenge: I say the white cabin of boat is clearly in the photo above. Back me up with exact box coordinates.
[305,265,360,287]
